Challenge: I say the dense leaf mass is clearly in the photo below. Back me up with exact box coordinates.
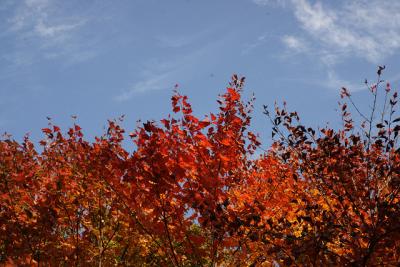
[1,73,400,266]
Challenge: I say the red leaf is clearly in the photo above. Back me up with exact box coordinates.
[42,128,52,134]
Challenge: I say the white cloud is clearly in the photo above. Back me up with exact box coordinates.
[276,0,400,91]
[253,0,286,7]
[291,0,400,63]
[9,0,50,32]
[325,70,363,92]
[3,0,93,67]
[300,70,364,92]
[10,0,86,42]
[34,20,83,38]
[282,35,307,52]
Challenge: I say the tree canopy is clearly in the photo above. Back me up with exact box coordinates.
[1,71,400,266]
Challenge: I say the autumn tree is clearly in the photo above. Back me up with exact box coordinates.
[1,68,400,266]
[259,66,400,265]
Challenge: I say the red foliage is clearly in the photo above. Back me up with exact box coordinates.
[1,71,400,266]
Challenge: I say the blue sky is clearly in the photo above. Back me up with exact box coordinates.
[1,0,400,149]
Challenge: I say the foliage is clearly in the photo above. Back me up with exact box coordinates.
[1,70,400,266]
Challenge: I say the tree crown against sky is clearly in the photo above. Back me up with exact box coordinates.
[1,69,400,266]
[2,0,400,145]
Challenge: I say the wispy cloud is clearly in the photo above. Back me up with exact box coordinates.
[291,0,400,63]
[34,20,83,38]
[242,33,269,55]
[281,35,307,53]
[297,70,364,92]
[2,0,94,69]
[253,0,287,7]
[270,0,400,91]
[325,70,364,92]
[114,72,173,101]
[115,35,231,100]
[114,51,202,101]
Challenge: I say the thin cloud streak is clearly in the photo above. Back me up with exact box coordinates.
[242,33,269,55]
[281,35,307,53]
[34,20,84,38]
[115,34,232,100]
[114,72,174,101]
[3,0,93,69]
[253,0,287,7]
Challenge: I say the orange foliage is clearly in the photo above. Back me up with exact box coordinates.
[1,71,400,266]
